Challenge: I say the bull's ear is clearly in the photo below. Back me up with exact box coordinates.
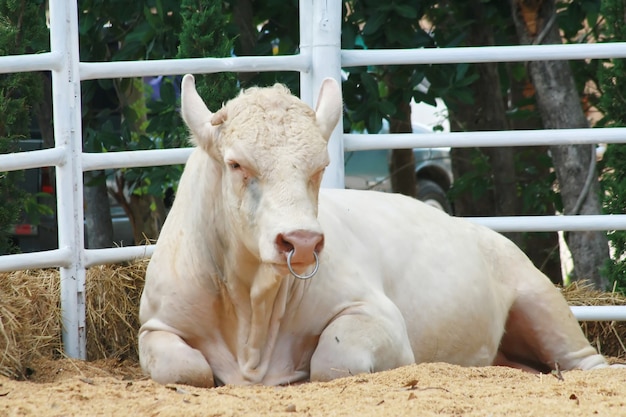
[181,74,216,148]
[314,78,343,141]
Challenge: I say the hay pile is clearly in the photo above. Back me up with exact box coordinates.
[85,260,146,361]
[561,281,626,361]
[0,260,146,379]
[1,262,625,380]
[0,268,62,379]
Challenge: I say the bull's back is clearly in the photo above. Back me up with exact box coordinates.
[317,188,515,365]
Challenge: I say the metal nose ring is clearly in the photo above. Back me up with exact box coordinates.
[286,250,319,280]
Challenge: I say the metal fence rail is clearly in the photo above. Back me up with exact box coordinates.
[344,128,626,150]
[341,42,626,66]
[0,0,625,359]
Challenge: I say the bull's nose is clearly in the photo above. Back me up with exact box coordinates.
[275,230,324,264]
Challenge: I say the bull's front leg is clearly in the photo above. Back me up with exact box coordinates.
[309,303,415,381]
[139,330,214,387]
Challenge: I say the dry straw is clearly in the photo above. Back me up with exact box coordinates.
[0,268,62,379]
[84,259,147,361]
[0,259,147,379]
[561,281,626,362]
[0,262,625,379]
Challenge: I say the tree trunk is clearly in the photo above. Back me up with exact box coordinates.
[450,148,493,215]
[389,101,417,197]
[508,78,563,284]
[83,170,114,249]
[447,0,521,245]
[449,61,520,248]
[231,0,258,85]
[33,73,55,150]
[510,0,609,289]
[445,0,562,283]
[129,194,166,245]
[232,0,256,56]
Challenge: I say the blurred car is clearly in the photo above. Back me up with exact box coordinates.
[344,123,454,213]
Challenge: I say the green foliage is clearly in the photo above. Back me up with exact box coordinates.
[556,0,602,40]
[177,0,238,111]
[0,0,47,54]
[0,0,46,134]
[448,147,561,218]
[341,0,490,136]
[447,149,492,202]
[0,0,48,254]
[342,0,443,134]
[601,144,626,294]
[429,0,599,223]
[557,1,603,115]
[79,0,240,206]
[78,0,182,61]
[515,150,561,215]
[597,0,626,293]
[122,77,187,197]
[226,0,301,91]
[0,142,24,255]
[79,0,187,203]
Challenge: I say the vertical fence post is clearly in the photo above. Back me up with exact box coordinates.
[49,0,87,359]
[299,0,313,106]
[300,0,344,188]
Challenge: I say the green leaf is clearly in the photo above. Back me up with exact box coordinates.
[413,91,437,108]
[391,4,418,19]
[360,72,379,99]
[454,89,475,105]
[510,63,527,82]
[361,12,387,36]
[352,102,370,122]
[159,81,176,105]
[79,12,96,35]
[455,72,479,87]
[455,63,469,82]
[378,100,396,116]
[341,24,358,49]
[368,110,383,135]
[410,71,426,87]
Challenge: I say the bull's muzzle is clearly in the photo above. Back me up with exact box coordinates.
[276,230,324,280]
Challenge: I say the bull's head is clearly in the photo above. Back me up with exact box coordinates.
[181,74,342,279]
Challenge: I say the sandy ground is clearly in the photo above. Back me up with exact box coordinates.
[1,358,626,417]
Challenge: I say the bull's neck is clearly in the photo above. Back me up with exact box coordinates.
[172,149,229,285]
[223,262,296,384]
[178,149,297,383]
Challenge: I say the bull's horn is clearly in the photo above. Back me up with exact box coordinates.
[181,74,215,147]
[314,78,343,141]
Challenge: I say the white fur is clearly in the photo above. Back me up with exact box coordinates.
[138,75,609,387]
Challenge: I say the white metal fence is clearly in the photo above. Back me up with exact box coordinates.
[1,0,626,359]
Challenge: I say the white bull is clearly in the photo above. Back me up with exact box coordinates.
[138,74,610,387]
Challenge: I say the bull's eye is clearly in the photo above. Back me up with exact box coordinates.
[225,159,257,185]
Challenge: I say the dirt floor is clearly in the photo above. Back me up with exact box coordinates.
[2,268,625,416]
[2,358,626,417]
